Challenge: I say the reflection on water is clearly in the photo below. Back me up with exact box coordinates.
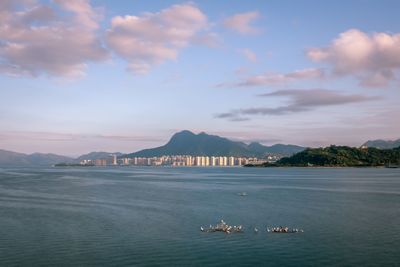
[0,167,399,266]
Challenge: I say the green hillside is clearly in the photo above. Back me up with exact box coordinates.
[252,146,400,167]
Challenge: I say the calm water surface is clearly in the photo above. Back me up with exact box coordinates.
[0,167,399,266]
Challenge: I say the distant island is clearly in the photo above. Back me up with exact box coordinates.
[245,145,400,167]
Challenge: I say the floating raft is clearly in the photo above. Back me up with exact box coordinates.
[200,220,243,234]
[200,221,304,234]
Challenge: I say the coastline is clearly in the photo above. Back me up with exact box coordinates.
[243,164,396,168]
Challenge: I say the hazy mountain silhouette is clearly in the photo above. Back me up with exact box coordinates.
[125,130,305,157]
[362,139,400,149]
[76,152,122,162]
[0,131,307,166]
[0,149,74,167]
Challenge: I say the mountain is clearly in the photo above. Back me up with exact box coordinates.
[248,142,305,156]
[0,149,74,167]
[26,153,74,166]
[124,130,305,158]
[125,130,254,157]
[0,130,305,166]
[0,149,31,166]
[247,142,268,154]
[362,139,400,149]
[76,152,122,162]
[253,145,400,167]
[0,149,125,167]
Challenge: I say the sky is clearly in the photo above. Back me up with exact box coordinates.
[1,0,400,156]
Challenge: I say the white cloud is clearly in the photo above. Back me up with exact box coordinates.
[106,3,210,74]
[240,48,257,62]
[307,29,400,87]
[0,0,108,78]
[223,11,261,35]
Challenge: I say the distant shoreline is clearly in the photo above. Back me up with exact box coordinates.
[244,164,398,169]
[49,164,399,169]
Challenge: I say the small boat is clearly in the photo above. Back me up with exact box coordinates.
[267,226,303,233]
[386,164,399,168]
[238,192,248,196]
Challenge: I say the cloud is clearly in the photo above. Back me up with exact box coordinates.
[215,112,250,122]
[0,0,109,78]
[106,3,210,74]
[307,29,400,87]
[190,32,221,48]
[215,89,379,120]
[239,48,257,62]
[218,68,325,88]
[223,11,261,35]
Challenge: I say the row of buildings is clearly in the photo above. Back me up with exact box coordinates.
[79,155,280,167]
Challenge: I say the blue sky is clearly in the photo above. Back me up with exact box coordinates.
[1,0,399,155]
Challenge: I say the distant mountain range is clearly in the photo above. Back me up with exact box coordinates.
[2,132,399,167]
[0,150,121,167]
[362,139,400,149]
[124,130,305,158]
[76,152,122,162]
[0,149,74,167]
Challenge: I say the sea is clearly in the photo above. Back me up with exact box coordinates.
[0,166,399,266]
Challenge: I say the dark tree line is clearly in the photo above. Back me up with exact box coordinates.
[259,146,400,167]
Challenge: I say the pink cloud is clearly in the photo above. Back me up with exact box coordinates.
[223,11,261,35]
[0,0,108,78]
[54,0,102,30]
[307,29,400,87]
[239,48,257,62]
[106,3,211,74]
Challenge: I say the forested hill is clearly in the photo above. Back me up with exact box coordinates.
[257,146,400,167]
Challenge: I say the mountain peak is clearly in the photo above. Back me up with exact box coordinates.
[125,130,305,158]
[172,130,195,137]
